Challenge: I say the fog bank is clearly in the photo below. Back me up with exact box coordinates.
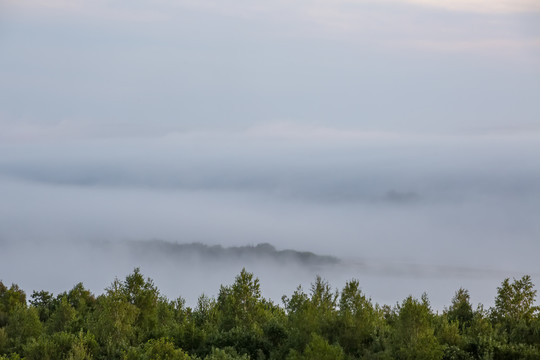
[0,132,538,309]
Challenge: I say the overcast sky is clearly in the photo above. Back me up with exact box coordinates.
[1,0,539,308]
[1,0,540,140]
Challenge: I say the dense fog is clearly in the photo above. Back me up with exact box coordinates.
[1,132,539,309]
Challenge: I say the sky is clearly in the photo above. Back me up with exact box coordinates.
[0,0,540,308]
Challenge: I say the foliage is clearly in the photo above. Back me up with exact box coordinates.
[124,337,192,360]
[392,294,443,360]
[447,288,473,330]
[0,270,539,360]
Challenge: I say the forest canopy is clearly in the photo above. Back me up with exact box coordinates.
[0,269,539,360]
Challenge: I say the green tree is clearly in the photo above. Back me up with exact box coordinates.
[493,276,538,325]
[66,282,96,330]
[282,276,339,355]
[47,296,77,334]
[30,290,55,323]
[178,294,217,356]
[0,283,26,327]
[447,289,473,330]
[217,268,264,331]
[67,331,98,360]
[5,305,42,353]
[122,268,161,342]
[303,333,344,360]
[461,305,496,360]
[23,331,97,360]
[286,334,344,360]
[124,337,192,360]
[492,275,539,347]
[0,328,7,354]
[90,278,139,359]
[393,295,443,360]
[337,279,380,356]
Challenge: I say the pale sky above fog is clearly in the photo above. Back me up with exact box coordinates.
[1,0,540,140]
[0,0,539,308]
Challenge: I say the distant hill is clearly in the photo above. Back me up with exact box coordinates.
[114,240,341,267]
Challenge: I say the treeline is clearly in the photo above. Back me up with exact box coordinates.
[124,241,340,266]
[1,269,539,360]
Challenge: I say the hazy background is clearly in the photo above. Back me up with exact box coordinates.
[0,0,539,309]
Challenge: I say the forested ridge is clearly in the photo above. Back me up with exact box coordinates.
[119,241,340,266]
[1,269,539,360]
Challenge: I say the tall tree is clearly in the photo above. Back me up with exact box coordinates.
[337,279,380,356]
[447,288,474,330]
[493,276,538,325]
[122,268,160,342]
[0,283,26,327]
[5,305,42,353]
[217,268,263,331]
[393,295,443,360]
[90,278,139,359]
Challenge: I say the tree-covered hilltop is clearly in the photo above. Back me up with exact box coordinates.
[1,269,539,360]
[122,241,340,267]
